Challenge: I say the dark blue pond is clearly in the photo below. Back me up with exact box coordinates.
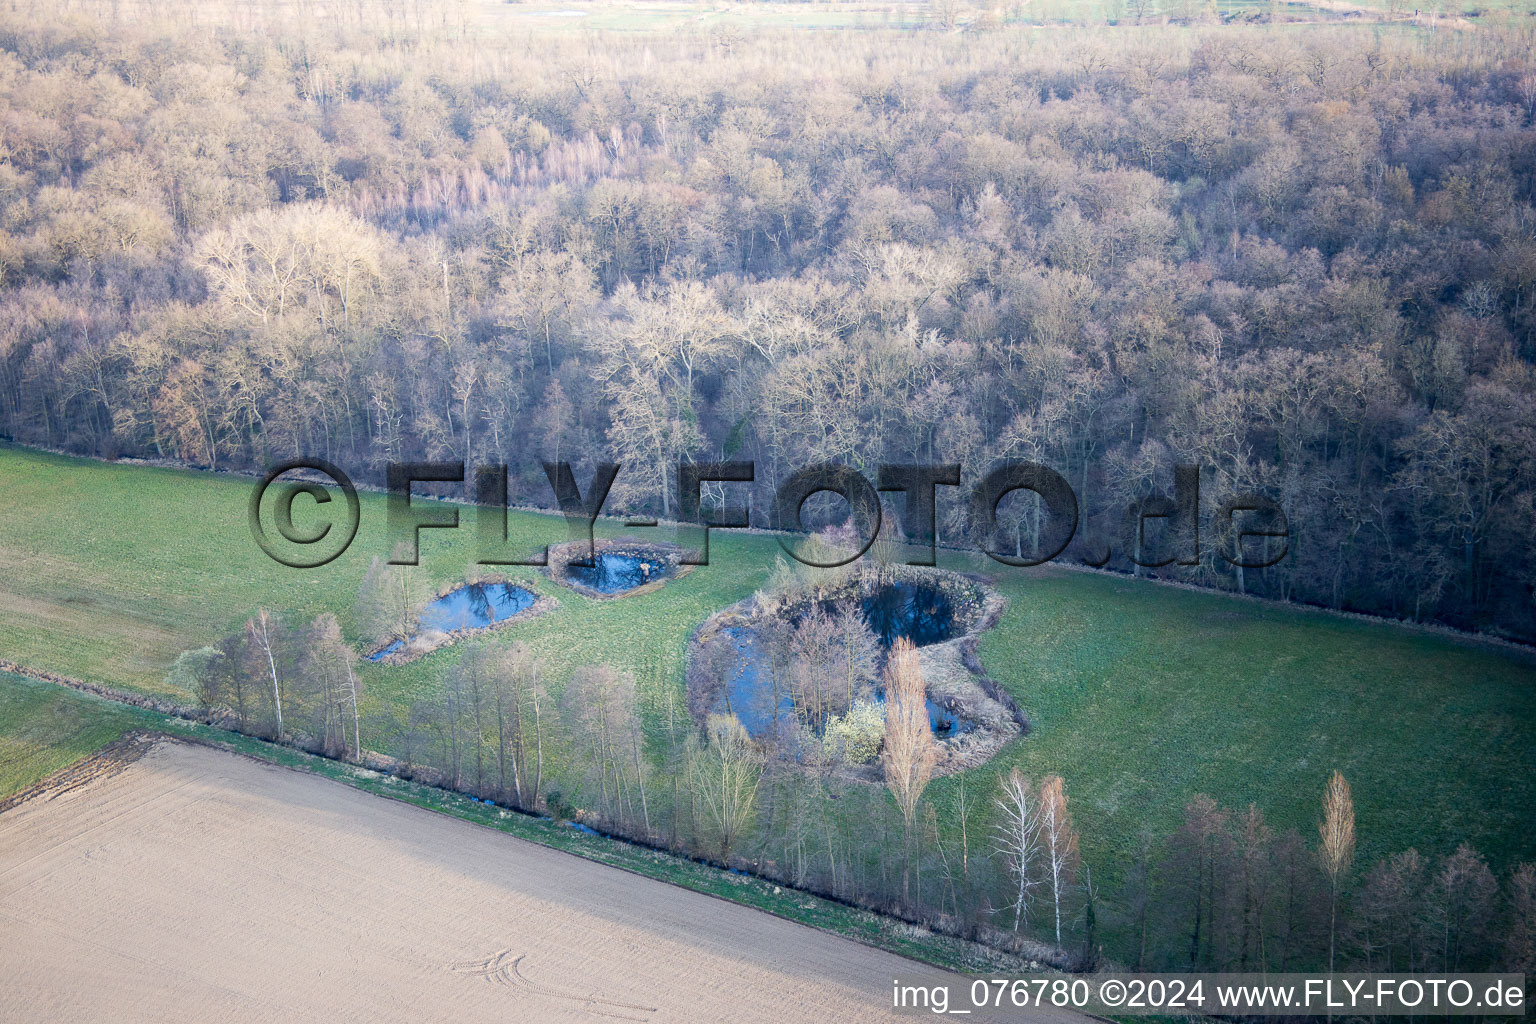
[564,553,665,594]
[860,582,955,648]
[711,626,971,741]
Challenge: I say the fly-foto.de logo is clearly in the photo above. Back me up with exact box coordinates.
[249,459,1288,572]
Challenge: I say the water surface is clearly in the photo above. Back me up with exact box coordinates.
[369,582,537,660]
[419,582,537,633]
[859,582,955,648]
[366,639,404,663]
[712,625,972,741]
[564,553,665,594]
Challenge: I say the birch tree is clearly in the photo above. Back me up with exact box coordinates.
[247,608,284,739]
[994,767,1042,932]
[1038,774,1080,947]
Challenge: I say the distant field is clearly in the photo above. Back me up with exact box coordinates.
[470,0,1536,32]
[481,0,925,31]
[103,0,1532,36]
[1,443,1533,881]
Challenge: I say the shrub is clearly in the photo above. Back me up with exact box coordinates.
[823,699,885,764]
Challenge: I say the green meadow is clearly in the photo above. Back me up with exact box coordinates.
[0,670,150,799]
[0,441,1533,881]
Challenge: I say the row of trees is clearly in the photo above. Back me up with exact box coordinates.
[171,608,363,758]
[3,6,1536,635]
[1129,776,1536,977]
[167,605,1534,975]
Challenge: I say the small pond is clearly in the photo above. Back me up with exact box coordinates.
[711,625,973,740]
[859,581,956,648]
[564,552,667,594]
[367,639,405,662]
[420,581,537,633]
[368,581,537,661]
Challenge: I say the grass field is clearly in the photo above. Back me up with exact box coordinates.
[0,442,1533,886]
[0,671,150,799]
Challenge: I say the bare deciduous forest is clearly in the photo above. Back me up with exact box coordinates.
[3,1,1536,635]
[3,0,1536,983]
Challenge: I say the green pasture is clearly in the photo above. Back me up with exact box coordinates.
[0,442,1532,886]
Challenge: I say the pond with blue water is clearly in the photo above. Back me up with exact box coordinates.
[368,581,538,661]
[563,552,668,595]
[851,581,957,648]
[712,624,972,738]
[710,579,976,740]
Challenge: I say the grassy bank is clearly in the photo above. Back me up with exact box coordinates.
[0,669,152,798]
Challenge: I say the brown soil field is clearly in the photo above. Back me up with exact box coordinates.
[0,740,1074,1023]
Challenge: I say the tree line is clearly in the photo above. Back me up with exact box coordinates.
[171,609,364,759]
[168,607,1535,977]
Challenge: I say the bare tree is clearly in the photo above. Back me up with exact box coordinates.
[993,767,1042,932]
[344,646,362,758]
[1170,794,1233,968]
[1431,843,1497,970]
[1319,770,1357,972]
[561,664,643,827]
[1236,804,1274,970]
[527,665,545,809]
[355,550,425,645]
[1352,848,1428,971]
[247,609,284,739]
[1039,774,1080,947]
[489,643,532,805]
[882,638,938,904]
[305,613,357,757]
[167,646,227,717]
[1125,831,1155,971]
[832,603,880,709]
[694,714,763,862]
[451,646,492,794]
[788,607,844,731]
[1505,862,1536,973]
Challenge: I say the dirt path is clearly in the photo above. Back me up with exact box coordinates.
[0,740,1084,1023]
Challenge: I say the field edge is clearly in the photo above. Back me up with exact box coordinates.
[0,670,1046,980]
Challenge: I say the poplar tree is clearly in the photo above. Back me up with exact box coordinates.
[882,638,937,905]
[1319,770,1357,972]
